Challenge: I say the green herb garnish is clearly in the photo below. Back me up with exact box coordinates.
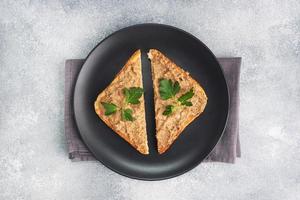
[159,79,194,116]
[121,108,134,121]
[159,79,180,100]
[178,89,194,106]
[101,102,117,116]
[181,101,193,106]
[101,87,143,121]
[163,105,175,116]
[123,87,144,104]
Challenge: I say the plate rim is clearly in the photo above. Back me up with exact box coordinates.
[73,23,230,181]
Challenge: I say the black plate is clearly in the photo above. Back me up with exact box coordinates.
[74,24,229,180]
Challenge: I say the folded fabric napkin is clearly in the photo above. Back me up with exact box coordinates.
[64,58,241,163]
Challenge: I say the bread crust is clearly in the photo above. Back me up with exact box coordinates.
[148,49,207,154]
[94,50,149,154]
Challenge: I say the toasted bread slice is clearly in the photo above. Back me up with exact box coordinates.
[94,50,149,154]
[148,49,208,154]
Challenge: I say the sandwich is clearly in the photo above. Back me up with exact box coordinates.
[94,50,149,154]
[148,49,207,154]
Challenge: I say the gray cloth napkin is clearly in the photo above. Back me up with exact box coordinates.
[65,58,241,163]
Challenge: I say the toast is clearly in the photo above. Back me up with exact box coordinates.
[148,49,207,154]
[94,50,149,154]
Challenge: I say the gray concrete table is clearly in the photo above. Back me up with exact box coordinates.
[1,1,299,199]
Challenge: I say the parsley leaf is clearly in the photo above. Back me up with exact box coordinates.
[163,105,175,116]
[181,101,192,106]
[178,89,194,106]
[123,87,144,104]
[121,108,134,121]
[159,79,180,100]
[101,102,117,116]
